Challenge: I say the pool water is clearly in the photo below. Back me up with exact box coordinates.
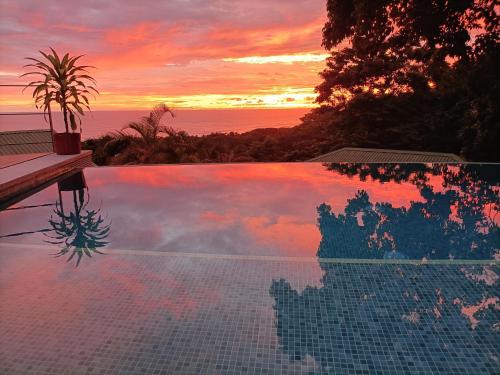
[0,163,499,374]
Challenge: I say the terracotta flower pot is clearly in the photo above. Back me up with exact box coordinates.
[53,132,81,155]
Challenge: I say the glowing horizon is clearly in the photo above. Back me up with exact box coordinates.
[0,1,327,111]
[222,53,329,65]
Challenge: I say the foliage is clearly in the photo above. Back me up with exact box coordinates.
[120,103,176,145]
[315,0,499,161]
[318,0,499,103]
[21,48,98,133]
[82,119,340,165]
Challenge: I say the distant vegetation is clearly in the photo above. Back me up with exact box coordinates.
[84,0,499,164]
[83,117,337,165]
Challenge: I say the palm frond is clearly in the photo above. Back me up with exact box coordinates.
[122,103,175,145]
[21,48,98,132]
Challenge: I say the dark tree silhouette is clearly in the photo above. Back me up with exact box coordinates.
[314,0,499,161]
[318,0,499,103]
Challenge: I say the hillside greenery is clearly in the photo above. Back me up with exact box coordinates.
[83,0,499,164]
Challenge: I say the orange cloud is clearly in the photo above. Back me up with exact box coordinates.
[243,215,321,257]
[0,2,327,110]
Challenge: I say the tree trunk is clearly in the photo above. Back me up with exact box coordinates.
[63,105,69,134]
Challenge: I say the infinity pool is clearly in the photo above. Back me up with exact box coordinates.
[0,163,498,374]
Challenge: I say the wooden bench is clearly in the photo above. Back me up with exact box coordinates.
[0,129,53,155]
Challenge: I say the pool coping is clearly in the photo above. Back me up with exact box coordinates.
[1,242,498,266]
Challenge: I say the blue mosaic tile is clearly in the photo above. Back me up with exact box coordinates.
[0,250,498,374]
[0,163,498,374]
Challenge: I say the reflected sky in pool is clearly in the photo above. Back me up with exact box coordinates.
[1,163,498,261]
[0,163,499,374]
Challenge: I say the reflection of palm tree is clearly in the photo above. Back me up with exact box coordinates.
[45,187,110,266]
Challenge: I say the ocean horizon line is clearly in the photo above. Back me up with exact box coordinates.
[0,107,311,139]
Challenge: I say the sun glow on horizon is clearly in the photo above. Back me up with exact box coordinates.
[0,1,327,112]
[1,85,319,111]
[223,53,329,64]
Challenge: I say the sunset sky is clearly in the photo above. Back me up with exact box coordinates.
[0,0,327,110]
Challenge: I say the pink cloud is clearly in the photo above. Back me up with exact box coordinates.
[243,215,321,257]
[0,0,327,109]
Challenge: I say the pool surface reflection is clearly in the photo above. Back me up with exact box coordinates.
[0,163,499,374]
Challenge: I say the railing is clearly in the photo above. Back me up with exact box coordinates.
[0,83,55,151]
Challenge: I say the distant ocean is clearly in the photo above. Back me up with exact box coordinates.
[0,108,311,140]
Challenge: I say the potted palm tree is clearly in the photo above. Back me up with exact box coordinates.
[21,48,98,155]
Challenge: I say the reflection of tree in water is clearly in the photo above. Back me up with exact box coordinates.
[270,164,499,373]
[44,173,111,267]
[319,163,499,260]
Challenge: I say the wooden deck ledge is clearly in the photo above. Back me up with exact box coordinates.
[0,150,93,203]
